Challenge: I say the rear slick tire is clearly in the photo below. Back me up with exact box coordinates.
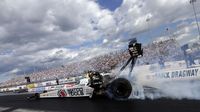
[108,78,132,100]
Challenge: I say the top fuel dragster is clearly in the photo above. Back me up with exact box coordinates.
[28,71,133,100]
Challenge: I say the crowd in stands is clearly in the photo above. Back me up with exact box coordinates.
[0,39,186,88]
[140,39,183,65]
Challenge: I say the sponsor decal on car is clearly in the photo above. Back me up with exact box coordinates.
[67,88,84,96]
[57,89,68,97]
[26,84,35,89]
[64,84,75,88]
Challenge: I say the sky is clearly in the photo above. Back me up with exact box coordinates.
[0,0,200,82]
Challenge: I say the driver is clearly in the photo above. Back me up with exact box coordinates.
[87,71,103,90]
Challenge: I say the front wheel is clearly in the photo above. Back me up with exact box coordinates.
[27,93,40,100]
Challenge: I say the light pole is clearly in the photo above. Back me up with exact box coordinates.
[190,0,200,40]
[146,17,150,32]
[146,15,153,41]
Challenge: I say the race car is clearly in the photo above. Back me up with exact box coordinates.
[28,71,132,100]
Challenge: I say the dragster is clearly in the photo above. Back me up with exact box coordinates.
[28,71,133,100]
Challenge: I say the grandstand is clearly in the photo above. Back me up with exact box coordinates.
[0,39,184,88]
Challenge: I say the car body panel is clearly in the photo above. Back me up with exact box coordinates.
[40,85,94,98]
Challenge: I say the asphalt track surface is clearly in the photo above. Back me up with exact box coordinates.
[0,94,200,112]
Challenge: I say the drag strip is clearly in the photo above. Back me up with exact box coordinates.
[0,94,200,112]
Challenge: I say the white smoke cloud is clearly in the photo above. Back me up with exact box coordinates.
[159,81,200,100]
[113,58,200,100]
